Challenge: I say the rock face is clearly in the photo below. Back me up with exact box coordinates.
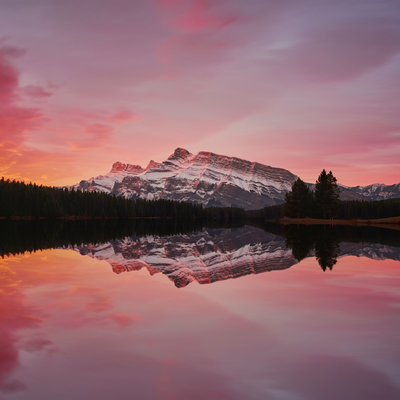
[74,148,298,209]
[72,226,400,288]
[73,148,400,209]
[343,183,400,201]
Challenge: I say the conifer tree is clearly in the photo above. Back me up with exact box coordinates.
[314,170,340,218]
[284,178,313,217]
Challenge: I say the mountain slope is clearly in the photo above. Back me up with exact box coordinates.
[346,183,400,201]
[74,148,298,209]
[73,148,400,209]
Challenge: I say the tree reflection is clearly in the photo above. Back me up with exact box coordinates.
[279,224,399,271]
[315,229,339,271]
[283,225,314,262]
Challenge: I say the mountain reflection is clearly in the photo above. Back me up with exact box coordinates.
[73,225,400,287]
[1,221,399,287]
[75,227,297,287]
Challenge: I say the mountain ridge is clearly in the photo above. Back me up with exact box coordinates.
[73,148,400,209]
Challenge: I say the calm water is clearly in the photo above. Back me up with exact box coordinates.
[1,224,400,400]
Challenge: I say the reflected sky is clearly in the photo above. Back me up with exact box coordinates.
[1,243,400,399]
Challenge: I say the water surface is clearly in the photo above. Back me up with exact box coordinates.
[1,224,399,399]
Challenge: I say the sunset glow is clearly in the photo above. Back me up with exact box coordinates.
[1,0,399,186]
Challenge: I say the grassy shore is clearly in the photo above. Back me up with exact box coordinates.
[280,216,400,229]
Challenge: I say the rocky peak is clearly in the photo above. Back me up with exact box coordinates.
[126,164,144,174]
[110,161,126,173]
[110,162,143,174]
[145,160,160,171]
[168,147,193,161]
[194,151,212,162]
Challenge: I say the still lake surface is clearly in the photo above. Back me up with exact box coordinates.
[1,223,399,400]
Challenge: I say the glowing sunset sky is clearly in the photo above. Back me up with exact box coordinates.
[0,0,399,186]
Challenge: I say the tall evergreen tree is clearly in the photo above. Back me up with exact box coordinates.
[314,170,340,218]
[284,178,313,217]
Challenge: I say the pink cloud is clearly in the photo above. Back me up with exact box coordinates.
[22,338,54,352]
[84,123,112,139]
[64,123,114,150]
[0,45,44,178]
[0,55,18,103]
[109,110,140,123]
[0,45,25,104]
[21,84,53,98]
[159,0,237,33]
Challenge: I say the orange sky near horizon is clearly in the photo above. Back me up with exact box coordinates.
[0,0,399,187]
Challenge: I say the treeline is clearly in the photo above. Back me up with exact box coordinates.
[335,199,400,219]
[249,170,400,220]
[0,178,245,223]
[205,206,246,225]
[251,198,400,221]
[0,178,201,219]
[247,204,284,220]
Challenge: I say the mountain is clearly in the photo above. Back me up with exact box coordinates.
[343,183,400,201]
[74,148,298,209]
[72,226,400,288]
[73,148,400,209]
[305,182,400,201]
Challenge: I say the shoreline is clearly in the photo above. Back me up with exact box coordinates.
[0,216,174,221]
[279,216,400,229]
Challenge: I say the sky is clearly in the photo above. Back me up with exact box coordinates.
[0,0,399,186]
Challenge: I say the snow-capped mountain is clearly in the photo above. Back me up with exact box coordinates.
[72,226,400,288]
[74,148,298,209]
[345,183,400,201]
[73,148,400,209]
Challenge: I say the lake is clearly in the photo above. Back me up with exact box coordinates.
[1,223,399,399]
